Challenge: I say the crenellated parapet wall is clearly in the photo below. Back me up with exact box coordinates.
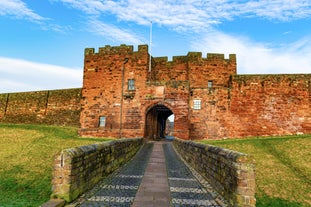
[187,52,236,63]
[85,44,235,63]
[152,52,235,62]
[85,44,149,56]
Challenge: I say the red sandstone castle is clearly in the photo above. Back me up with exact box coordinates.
[79,44,311,140]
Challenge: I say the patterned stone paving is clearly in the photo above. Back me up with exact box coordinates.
[67,141,227,207]
[68,143,153,207]
[163,143,226,207]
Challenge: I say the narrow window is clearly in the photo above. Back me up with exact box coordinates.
[193,100,201,110]
[128,79,135,90]
[99,116,106,127]
[208,80,213,89]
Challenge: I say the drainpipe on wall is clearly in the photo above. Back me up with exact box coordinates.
[119,58,129,138]
[4,93,9,116]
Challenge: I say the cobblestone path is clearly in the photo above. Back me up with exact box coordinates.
[69,141,225,207]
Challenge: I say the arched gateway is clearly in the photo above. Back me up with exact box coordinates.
[144,104,173,140]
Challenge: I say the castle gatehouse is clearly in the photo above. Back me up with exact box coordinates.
[79,44,311,140]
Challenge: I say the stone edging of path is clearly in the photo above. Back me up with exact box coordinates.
[171,144,229,207]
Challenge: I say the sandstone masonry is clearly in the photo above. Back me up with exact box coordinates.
[79,44,311,140]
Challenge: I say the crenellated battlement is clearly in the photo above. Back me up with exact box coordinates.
[85,44,149,55]
[85,44,236,67]
[152,52,236,65]
[186,52,236,63]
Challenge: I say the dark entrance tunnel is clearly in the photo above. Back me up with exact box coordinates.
[144,104,173,140]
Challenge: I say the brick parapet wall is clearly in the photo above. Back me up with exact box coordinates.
[51,138,143,202]
[0,88,81,126]
[173,138,256,207]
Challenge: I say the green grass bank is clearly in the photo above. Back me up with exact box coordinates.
[0,123,112,207]
[199,135,311,207]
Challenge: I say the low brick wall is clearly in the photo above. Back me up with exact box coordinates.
[173,138,256,207]
[51,138,143,202]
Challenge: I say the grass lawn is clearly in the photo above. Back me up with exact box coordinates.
[0,123,112,207]
[199,135,311,207]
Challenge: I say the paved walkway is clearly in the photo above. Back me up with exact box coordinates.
[67,140,226,207]
[132,142,170,207]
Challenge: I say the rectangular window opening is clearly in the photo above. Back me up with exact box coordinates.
[193,100,201,110]
[99,116,106,127]
[128,79,135,91]
[208,80,213,89]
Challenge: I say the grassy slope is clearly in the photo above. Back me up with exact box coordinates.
[199,135,311,207]
[0,123,112,207]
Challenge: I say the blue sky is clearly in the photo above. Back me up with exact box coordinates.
[0,0,311,93]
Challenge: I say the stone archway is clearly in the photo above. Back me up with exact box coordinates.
[144,104,173,140]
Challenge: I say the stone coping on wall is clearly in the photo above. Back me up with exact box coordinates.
[173,138,256,207]
[50,138,143,203]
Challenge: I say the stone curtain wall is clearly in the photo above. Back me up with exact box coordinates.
[188,74,311,139]
[173,138,256,207]
[52,138,143,202]
[226,74,311,138]
[0,88,81,126]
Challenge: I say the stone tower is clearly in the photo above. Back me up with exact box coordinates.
[79,44,236,139]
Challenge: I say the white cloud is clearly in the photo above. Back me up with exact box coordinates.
[54,0,311,31]
[239,0,311,21]
[87,19,146,45]
[0,0,45,21]
[0,0,73,33]
[0,57,83,93]
[190,31,311,74]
